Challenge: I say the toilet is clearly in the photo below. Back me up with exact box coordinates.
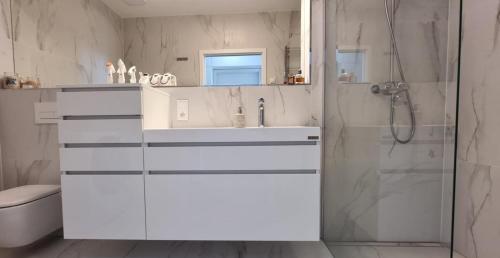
[0,185,62,248]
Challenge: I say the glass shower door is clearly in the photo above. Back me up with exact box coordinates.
[322,0,461,257]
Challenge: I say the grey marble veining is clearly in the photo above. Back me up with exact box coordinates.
[10,0,123,88]
[454,161,500,258]
[457,0,500,168]
[0,237,333,258]
[0,0,13,74]
[453,0,500,257]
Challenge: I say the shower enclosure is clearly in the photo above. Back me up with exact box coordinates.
[323,0,461,257]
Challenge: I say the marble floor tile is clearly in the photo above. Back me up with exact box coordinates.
[0,237,334,258]
[326,243,464,258]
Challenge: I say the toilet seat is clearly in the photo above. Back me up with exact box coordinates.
[0,185,60,208]
[0,185,62,248]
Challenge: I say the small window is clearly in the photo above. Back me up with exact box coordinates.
[200,49,266,86]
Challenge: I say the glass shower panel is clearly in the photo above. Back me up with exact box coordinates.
[323,0,461,257]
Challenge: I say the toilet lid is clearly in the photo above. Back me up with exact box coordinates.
[0,185,60,208]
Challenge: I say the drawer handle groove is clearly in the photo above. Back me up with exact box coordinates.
[147,141,317,147]
[64,143,143,148]
[65,171,143,175]
[148,170,317,175]
[63,115,142,120]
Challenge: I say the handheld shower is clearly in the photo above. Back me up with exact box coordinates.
[371,0,416,144]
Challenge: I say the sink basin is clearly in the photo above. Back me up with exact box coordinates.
[143,127,320,143]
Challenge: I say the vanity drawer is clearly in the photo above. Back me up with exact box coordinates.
[145,173,320,241]
[60,147,143,172]
[62,174,146,239]
[144,145,320,172]
[57,91,142,116]
[58,119,143,144]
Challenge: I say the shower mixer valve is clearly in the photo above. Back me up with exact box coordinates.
[371,81,409,96]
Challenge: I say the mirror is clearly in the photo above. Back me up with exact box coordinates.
[6,0,312,88]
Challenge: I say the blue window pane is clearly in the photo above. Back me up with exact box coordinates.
[204,54,262,86]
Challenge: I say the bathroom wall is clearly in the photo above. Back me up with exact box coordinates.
[336,0,450,84]
[0,0,12,189]
[123,11,300,86]
[11,0,123,87]
[0,89,59,190]
[0,0,13,75]
[453,0,500,257]
[159,86,314,128]
[323,0,456,243]
[0,0,325,190]
[0,0,124,190]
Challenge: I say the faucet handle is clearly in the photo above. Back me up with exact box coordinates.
[258,97,264,103]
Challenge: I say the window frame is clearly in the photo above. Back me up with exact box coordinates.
[199,48,267,86]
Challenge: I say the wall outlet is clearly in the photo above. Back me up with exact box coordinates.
[176,99,189,121]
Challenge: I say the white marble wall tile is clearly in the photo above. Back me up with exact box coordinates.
[123,11,300,86]
[335,82,446,127]
[11,0,123,87]
[323,125,446,242]
[457,0,500,168]
[336,0,449,84]
[453,0,500,257]
[0,89,60,189]
[160,85,313,128]
[0,0,13,74]
[454,160,500,258]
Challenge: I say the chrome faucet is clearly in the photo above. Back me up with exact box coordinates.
[258,97,265,128]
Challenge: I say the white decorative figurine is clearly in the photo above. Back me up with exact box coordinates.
[150,73,162,86]
[117,59,127,84]
[105,62,115,84]
[128,66,137,84]
[138,72,151,85]
[160,73,177,86]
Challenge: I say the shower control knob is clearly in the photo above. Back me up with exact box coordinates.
[371,84,381,94]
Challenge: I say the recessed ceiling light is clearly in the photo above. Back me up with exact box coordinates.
[123,0,147,6]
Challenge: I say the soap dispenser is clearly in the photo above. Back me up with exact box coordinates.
[232,106,246,128]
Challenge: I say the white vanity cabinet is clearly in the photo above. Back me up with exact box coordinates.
[57,84,170,240]
[143,128,321,241]
[57,86,321,241]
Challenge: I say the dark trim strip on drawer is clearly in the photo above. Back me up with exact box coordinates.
[148,170,317,175]
[63,115,142,120]
[62,87,141,92]
[64,143,143,148]
[147,141,317,147]
[65,171,143,175]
